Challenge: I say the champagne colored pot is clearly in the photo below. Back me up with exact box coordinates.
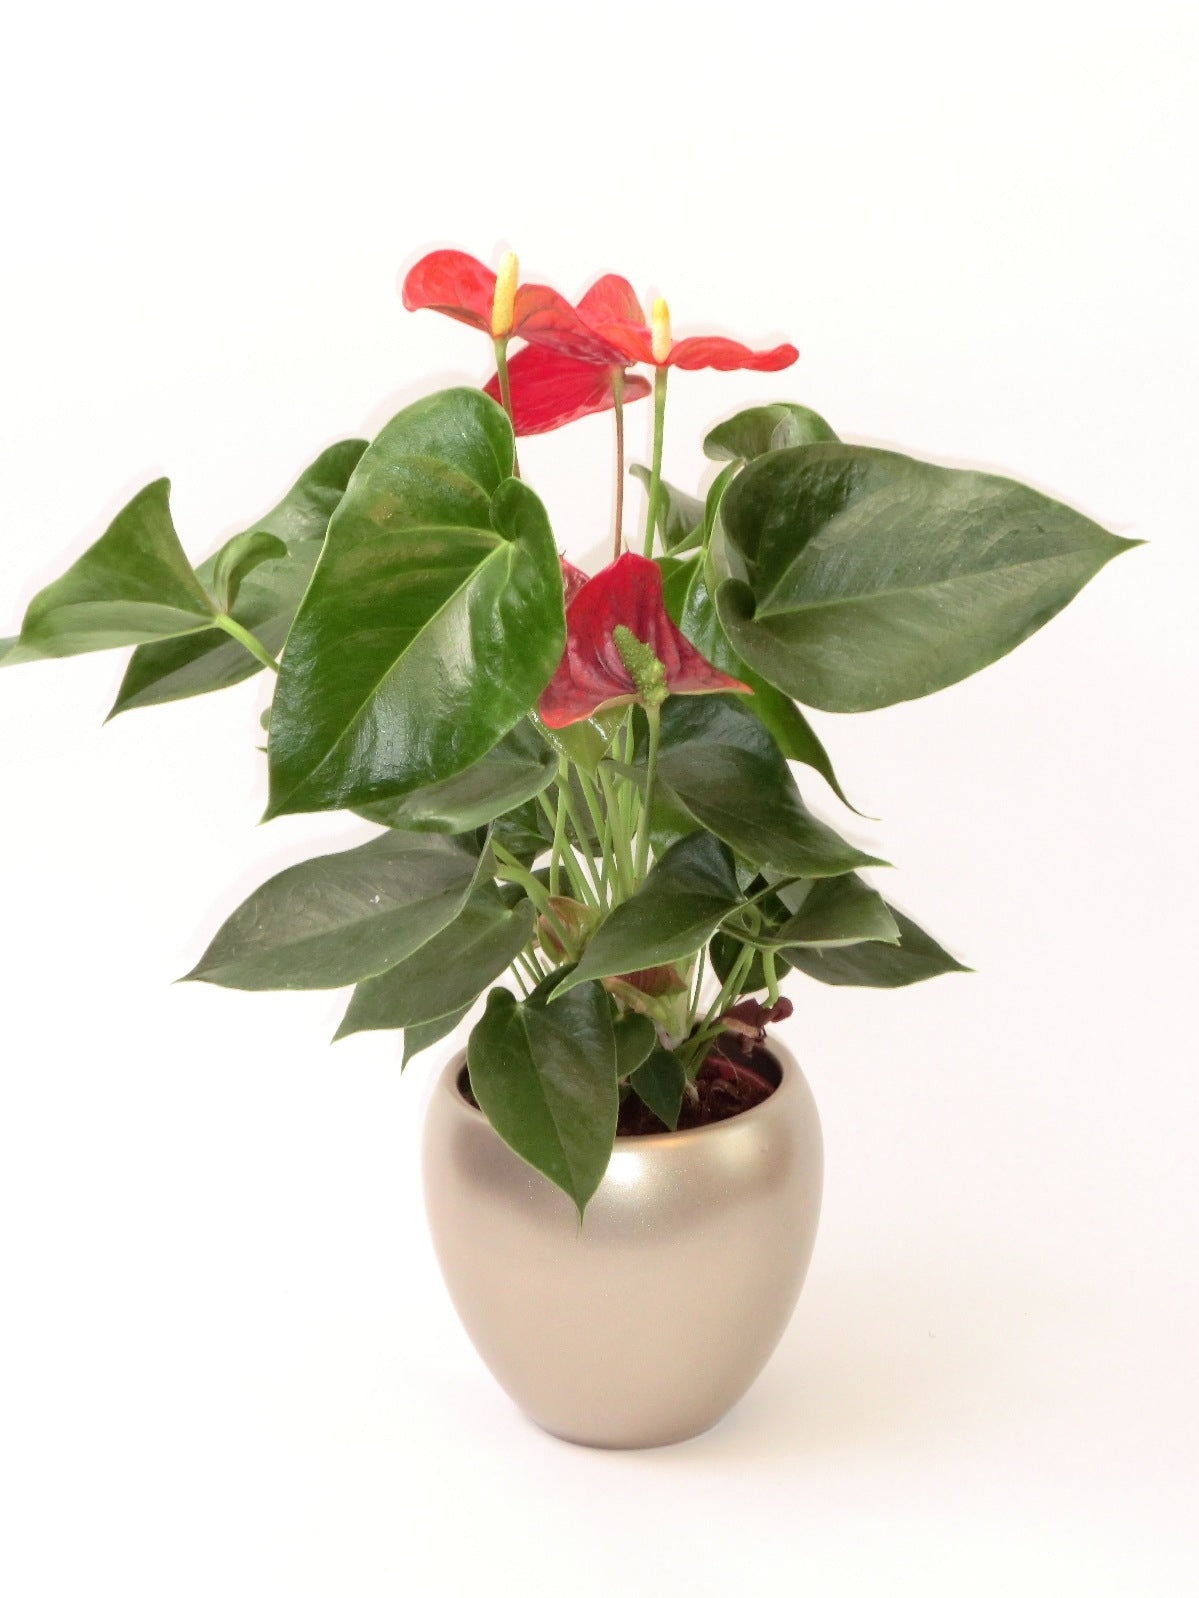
[422,1040,823,1449]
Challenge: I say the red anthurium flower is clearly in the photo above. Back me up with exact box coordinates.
[484,343,652,435]
[402,249,622,363]
[538,552,750,729]
[577,285,799,373]
[559,557,591,608]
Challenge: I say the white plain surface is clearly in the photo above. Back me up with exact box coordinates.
[1,3,1196,1593]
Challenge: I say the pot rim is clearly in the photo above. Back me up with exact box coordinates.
[439,1035,799,1150]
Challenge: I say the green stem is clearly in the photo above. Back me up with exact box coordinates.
[574,767,615,906]
[641,367,669,557]
[546,778,568,898]
[213,613,279,674]
[612,371,626,560]
[493,337,520,479]
[763,948,780,1008]
[555,773,605,903]
[635,702,660,881]
[687,946,707,1030]
[597,764,635,900]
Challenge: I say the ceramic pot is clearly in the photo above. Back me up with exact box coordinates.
[422,1039,822,1449]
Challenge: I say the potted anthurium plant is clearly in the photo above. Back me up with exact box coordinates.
[2,248,1138,1448]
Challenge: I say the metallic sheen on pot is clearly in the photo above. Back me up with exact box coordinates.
[422,1040,822,1448]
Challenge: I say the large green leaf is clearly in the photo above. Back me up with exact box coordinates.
[704,403,838,462]
[266,389,565,817]
[402,1004,472,1068]
[4,480,216,661]
[612,1011,658,1079]
[354,719,555,832]
[556,833,742,996]
[110,441,367,714]
[334,886,536,1038]
[678,560,859,809]
[783,904,970,987]
[764,873,899,948]
[718,443,1141,711]
[629,1047,686,1131]
[184,830,487,991]
[467,982,618,1216]
[652,696,883,878]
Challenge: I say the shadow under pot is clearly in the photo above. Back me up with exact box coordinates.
[422,1039,823,1449]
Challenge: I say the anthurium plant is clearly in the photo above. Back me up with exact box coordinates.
[1,248,1138,1216]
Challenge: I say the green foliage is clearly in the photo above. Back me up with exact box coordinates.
[718,443,1140,711]
[1,290,1137,1218]
[467,982,618,1216]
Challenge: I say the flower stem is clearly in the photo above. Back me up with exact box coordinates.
[611,370,625,560]
[641,366,669,557]
[213,613,279,674]
[635,703,660,881]
[493,336,521,479]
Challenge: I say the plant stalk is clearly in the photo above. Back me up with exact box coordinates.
[493,337,520,479]
[213,613,279,674]
[635,703,660,881]
[641,367,669,557]
[611,371,625,559]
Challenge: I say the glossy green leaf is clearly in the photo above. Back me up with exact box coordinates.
[653,696,883,878]
[334,886,535,1038]
[704,403,838,462]
[783,904,970,987]
[6,480,215,660]
[657,554,695,621]
[266,390,565,817]
[184,830,486,991]
[556,833,742,996]
[718,443,1141,711]
[630,1047,686,1131]
[534,708,622,776]
[678,560,859,810]
[613,1011,658,1079]
[110,440,367,714]
[402,1004,472,1067]
[354,719,555,832]
[211,531,287,611]
[630,464,704,550]
[765,873,899,948]
[467,982,618,1215]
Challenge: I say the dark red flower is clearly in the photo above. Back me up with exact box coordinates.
[559,557,591,607]
[484,343,652,435]
[401,249,621,362]
[538,552,750,729]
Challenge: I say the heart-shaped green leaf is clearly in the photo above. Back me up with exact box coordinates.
[184,830,487,991]
[630,465,705,550]
[6,480,216,660]
[677,560,859,810]
[783,904,970,986]
[704,403,838,462]
[334,886,536,1038]
[402,1004,472,1068]
[354,719,556,832]
[763,873,900,948]
[467,982,618,1216]
[718,443,1141,711]
[613,1011,658,1079]
[629,1046,686,1130]
[266,390,565,817]
[110,440,367,714]
[653,696,883,878]
[556,832,743,996]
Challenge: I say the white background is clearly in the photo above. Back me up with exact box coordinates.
[1,3,1196,1593]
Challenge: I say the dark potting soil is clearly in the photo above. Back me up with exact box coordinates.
[457,1040,778,1136]
[616,1048,777,1136]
